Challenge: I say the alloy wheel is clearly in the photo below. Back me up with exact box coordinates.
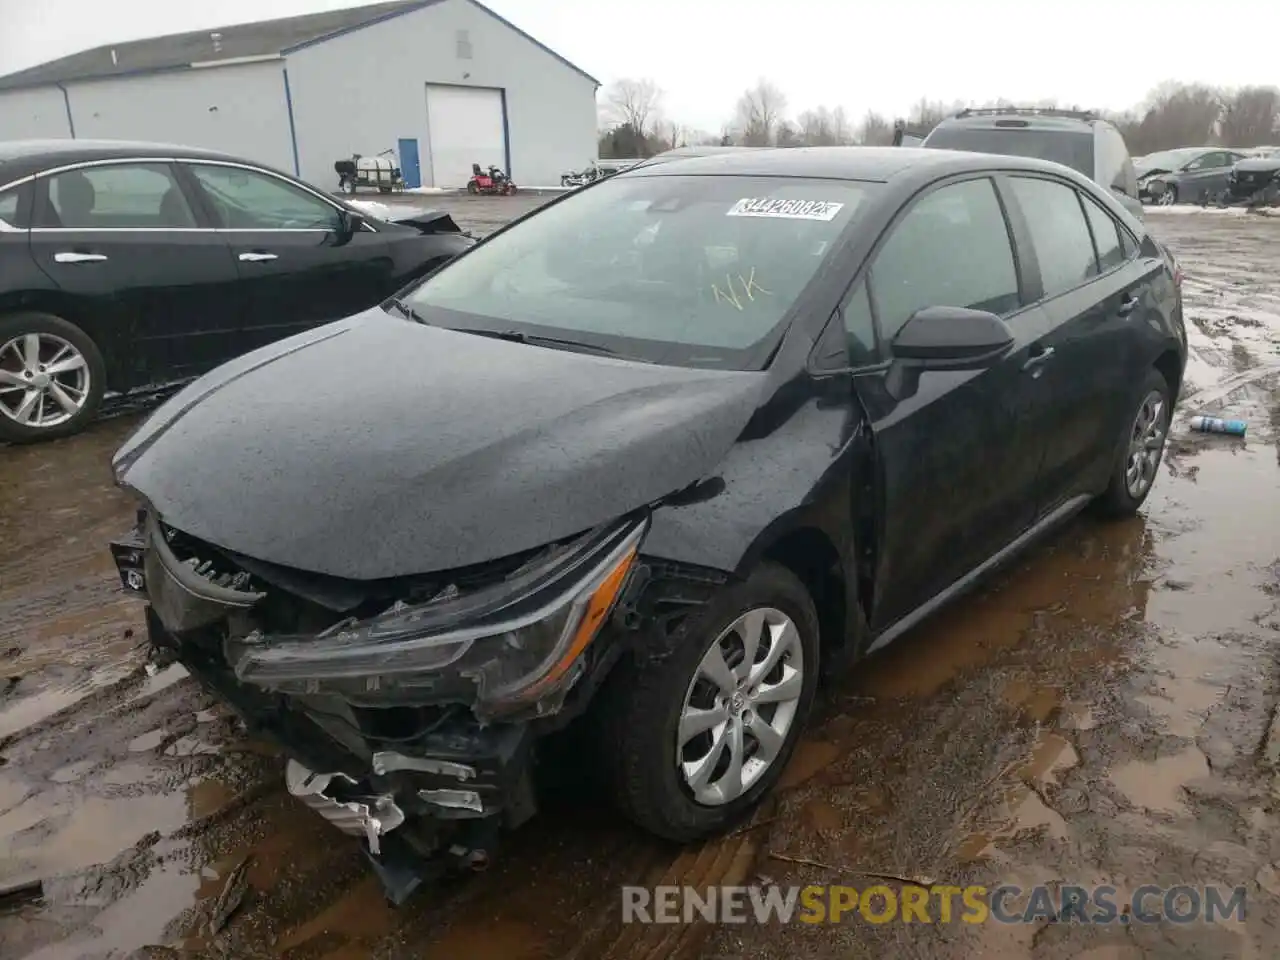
[0,333,92,429]
[1125,390,1167,499]
[1158,188,1177,206]
[676,607,804,806]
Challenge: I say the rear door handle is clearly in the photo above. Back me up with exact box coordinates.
[1022,346,1055,371]
[1116,293,1140,317]
[238,252,278,262]
[53,252,108,263]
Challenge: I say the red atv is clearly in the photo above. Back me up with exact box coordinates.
[467,163,518,196]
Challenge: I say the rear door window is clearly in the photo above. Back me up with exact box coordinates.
[1008,177,1098,297]
[1079,193,1125,273]
[42,163,198,228]
[870,177,1021,340]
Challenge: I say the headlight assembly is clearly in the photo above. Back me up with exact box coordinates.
[228,516,647,719]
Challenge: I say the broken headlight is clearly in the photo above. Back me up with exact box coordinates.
[228,517,646,718]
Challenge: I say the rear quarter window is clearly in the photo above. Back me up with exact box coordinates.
[0,181,30,226]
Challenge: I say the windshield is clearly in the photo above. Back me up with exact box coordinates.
[404,174,875,368]
[1136,149,1203,174]
[924,126,1095,178]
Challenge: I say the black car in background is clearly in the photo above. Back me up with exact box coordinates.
[109,147,1186,899]
[0,140,474,443]
[1135,147,1250,205]
[922,107,1146,220]
[1226,150,1280,206]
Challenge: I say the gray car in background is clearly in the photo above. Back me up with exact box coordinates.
[1135,147,1249,206]
[922,107,1145,220]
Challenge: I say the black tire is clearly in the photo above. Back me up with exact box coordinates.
[466,181,479,195]
[602,561,820,842]
[1158,185,1178,206]
[1096,367,1172,517]
[0,311,106,444]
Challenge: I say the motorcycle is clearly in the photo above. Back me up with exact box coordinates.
[467,163,518,196]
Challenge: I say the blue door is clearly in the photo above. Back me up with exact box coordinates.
[397,138,421,189]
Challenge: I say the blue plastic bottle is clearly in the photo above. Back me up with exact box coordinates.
[1189,416,1247,436]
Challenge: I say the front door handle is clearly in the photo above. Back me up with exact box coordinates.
[1022,346,1055,371]
[238,252,278,262]
[1116,293,1140,317]
[53,252,108,263]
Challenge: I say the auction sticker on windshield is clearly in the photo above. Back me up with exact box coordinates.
[727,198,845,221]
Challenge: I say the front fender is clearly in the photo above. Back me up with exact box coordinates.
[642,379,872,656]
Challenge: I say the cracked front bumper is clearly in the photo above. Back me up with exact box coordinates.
[111,527,541,873]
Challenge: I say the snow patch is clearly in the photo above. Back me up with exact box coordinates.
[346,199,395,219]
[1147,204,1280,217]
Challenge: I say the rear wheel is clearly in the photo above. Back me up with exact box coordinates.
[466,181,479,195]
[1096,367,1172,517]
[0,312,106,444]
[505,183,518,196]
[603,562,820,841]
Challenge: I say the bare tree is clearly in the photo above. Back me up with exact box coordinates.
[1219,86,1280,147]
[735,78,788,146]
[776,121,799,147]
[857,111,894,146]
[830,106,854,145]
[1126,82,1222,153]
[605,78,663,139]
[797,107,835,146]
[658,119,688,151]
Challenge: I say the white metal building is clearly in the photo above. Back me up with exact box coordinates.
[0,0,599,189]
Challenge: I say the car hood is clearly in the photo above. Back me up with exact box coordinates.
[1233,157,1280,174]
[113,309,766,580]
[1136,167,1172,180]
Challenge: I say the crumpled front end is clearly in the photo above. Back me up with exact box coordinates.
[1225,165,1280,205]
[110,508,646,900]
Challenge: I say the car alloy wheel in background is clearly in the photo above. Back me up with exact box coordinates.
[0,333,91,426]
[0,313,106,444]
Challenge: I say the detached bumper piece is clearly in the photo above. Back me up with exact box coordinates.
[286,760,405,854]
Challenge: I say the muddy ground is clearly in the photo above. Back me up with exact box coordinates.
[2,201,1279,960]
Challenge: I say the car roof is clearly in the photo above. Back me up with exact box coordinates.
[0,139,250,185]
[619,145,1091,184]
[933,112,1099,133]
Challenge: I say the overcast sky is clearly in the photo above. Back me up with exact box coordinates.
[2,0,1276,133]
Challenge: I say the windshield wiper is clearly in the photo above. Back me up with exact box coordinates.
[384,297,427,323]
[453,328,621,357]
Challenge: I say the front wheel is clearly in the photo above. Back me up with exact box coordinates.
[466,181,479,195]
[1157,185,1178,206]
[1096,367,1172,517]
[0,312,106,444]
[505,183,518,196]
[602,562,820,841]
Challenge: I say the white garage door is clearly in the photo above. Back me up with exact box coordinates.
[425,85,507,188]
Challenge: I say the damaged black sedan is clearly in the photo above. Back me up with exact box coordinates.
[110,147,1186,902]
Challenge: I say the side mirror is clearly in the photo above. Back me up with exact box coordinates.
[343,207,369,231]
[890,305,1014,368]
[334,209,367,245]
